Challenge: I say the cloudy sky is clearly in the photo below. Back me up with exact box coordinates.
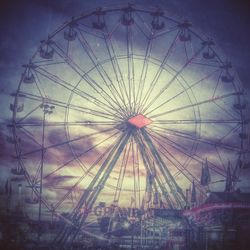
[0,0,250,221]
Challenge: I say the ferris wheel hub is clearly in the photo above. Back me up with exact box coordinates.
[127,114,152,129]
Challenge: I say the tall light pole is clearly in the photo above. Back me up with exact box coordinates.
[38,103,55,240]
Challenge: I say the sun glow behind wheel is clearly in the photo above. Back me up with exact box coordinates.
[10,5,248,243]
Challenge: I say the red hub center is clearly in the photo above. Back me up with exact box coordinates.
[127,114,152,128]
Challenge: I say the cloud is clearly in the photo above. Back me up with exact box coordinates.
[44,174,78,187]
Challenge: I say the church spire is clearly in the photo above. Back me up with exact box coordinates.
[200,158,211,186]
[191,180,197,203]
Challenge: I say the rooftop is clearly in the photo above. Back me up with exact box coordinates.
[204,191,250,204]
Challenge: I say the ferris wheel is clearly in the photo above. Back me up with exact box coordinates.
[9,4,248,247]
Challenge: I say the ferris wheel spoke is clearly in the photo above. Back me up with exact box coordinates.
[54,137,121,245]
[161,161,203,198]
[212,71,223,98]
[103,16,130,105]
[148,127,195,160]
[151,124,242,152]
[139,30,180,112]
[77,24,104,39]
[134,11,152,34]
[34,61,66,67]
[147,128,198,167]
[34,67,114,115]
[18,126,42,147]
[20,126,118,157]
[153,118,243,125]
[191,61,221,68]
[148,128,226,177]
[184,41,189,61]
[125,23,136,114]
[149,91,242,119]
[113,138,131,203]
[142,44,205,113]
[145,68,221,116]
[150,130,226,178]
[51,42,124,112]
[30,69,46,98]
[151,124,197,138]
[15,121,117,127]
[103,52,129,112]
[135,33,153,114]
[135,10,179,38]
[58,132,131,244]
[33,160,42,184]
[34,67,120,116]
[104,36,128,111]
[65,104,118,122]
[42,130,120,183]
[77,30,126,107]
[107,16,123,38]
[153,26,180,39]
[141,129,187,208]
[125,25,132,113]
[147,127,191,152]
[32,58,53,64]
[66,38,71,58]
[215,146,227,172]
[15,103,42,123]
[17,90,119,122]
[138,131,185,208]
[131,137,140,207]
[76,28,127,114]
[133,20,150,39]
[215,123,241,145]
[148,131,205,194]
[134,133,174,208]
[81,131,131,210]
[130,25,136,114]
[71,136,125,213]
[54,133,121,210]
[213,101,239,120]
